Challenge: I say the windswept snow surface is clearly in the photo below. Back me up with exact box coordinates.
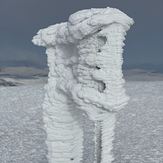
[0,77,163,163]
[0,84,47,163]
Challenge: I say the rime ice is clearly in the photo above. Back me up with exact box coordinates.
[32,7,133,163]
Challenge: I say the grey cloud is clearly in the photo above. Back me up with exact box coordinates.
[0,0,163,71]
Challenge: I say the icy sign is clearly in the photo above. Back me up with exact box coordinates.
[33,7,133,163]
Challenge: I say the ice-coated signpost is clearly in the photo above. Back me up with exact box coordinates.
[33,7,133,163]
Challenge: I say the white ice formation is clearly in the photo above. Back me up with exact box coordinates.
[32,7,134,163]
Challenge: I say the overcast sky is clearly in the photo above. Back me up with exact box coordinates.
[0,0,163,71]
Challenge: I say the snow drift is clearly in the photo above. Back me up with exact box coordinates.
[33,7,133,163]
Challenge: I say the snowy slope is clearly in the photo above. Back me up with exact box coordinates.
[0,78,163,163]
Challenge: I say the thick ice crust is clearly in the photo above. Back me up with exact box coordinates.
[32,7,133,46]
[32,7,133,163]
[32,7,133,114]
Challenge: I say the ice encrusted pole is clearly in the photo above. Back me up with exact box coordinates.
[32,24,84,163]
[70,22,133,163]
[32,7,133,163]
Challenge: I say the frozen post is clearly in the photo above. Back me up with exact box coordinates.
[33,7,133,163]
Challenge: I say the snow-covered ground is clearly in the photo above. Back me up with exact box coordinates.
[0,69,163,163]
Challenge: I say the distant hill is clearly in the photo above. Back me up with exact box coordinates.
[0,67,163,87]
[0,67,48,86]
[124,69,163,81]
[0,67,48,78]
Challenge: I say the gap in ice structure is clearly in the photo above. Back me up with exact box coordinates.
[32,7,134,163]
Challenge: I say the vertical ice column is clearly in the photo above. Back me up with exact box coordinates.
[71,23,131,163]
[32,31,84,162]
[42,47,83,163]
[32,7,134,163]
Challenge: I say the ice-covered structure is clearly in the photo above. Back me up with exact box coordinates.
[32,7,133,163]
